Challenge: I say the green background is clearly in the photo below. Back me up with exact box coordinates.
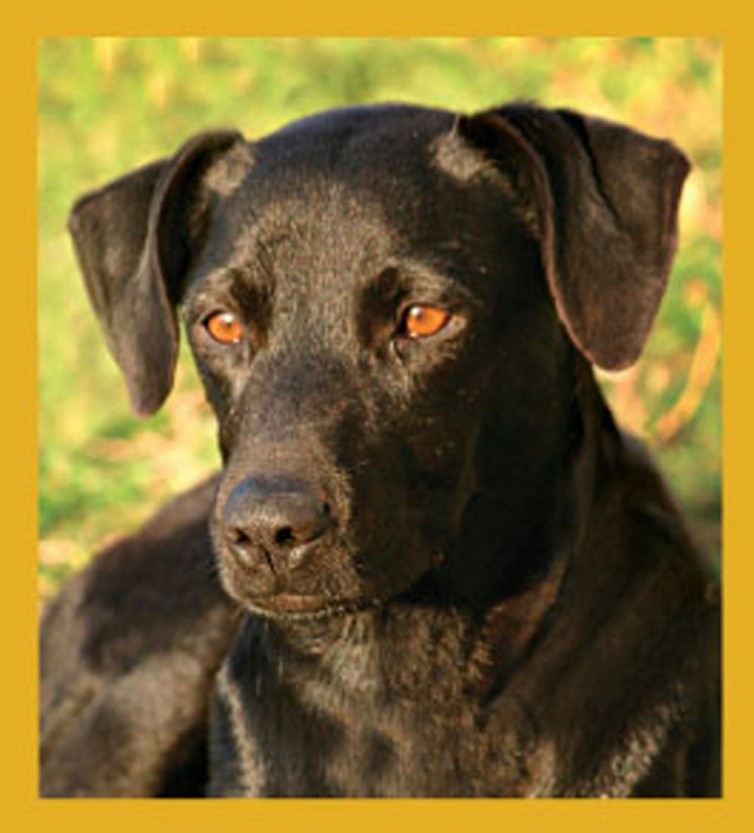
[38,38,722,596]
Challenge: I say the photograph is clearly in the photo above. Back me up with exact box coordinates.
[37,37,721,798]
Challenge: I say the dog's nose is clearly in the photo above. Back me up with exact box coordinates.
[223,478,333,568]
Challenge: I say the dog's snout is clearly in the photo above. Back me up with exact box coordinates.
[223,478,334,569]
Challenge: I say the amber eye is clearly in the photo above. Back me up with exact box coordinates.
[204,311,244,344]
[401,305,451,339]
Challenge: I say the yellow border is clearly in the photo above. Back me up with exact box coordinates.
[4,1,751,831]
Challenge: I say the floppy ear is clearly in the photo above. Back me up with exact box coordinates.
[458,104,690,370]
[68,130,245,416]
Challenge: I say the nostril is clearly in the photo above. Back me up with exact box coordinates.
[226,526,251,547]
[272,503,331,548]
[274,526,295,547]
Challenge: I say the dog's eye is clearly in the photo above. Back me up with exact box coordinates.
[204,311,244,345]
[400,305,451,339]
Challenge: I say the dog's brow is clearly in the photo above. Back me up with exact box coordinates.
[380,256,482,304]
[185,263,272,312]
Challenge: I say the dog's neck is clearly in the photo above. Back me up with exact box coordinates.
[415,354,610,609]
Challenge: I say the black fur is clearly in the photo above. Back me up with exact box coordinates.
[41,102,719,797]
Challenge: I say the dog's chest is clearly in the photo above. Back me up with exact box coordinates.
[215,611,532,797]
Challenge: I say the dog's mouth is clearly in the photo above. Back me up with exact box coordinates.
[243,592,381,620]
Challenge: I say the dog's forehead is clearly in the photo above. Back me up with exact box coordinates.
[199,104,511,293]
[241,104,461,230]
[262,103,456,160]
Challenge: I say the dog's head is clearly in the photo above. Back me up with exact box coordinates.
[69,103,689,617]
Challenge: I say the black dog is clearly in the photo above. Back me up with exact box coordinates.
[40,476,238,796]
[41,102,719,797]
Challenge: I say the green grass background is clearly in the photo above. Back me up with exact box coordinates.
[38,38,722,596]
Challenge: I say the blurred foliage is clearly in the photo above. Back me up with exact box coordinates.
[38,38,721,596]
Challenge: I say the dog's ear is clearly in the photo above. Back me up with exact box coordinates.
[68,131,245,416]
[458,104,690,370]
